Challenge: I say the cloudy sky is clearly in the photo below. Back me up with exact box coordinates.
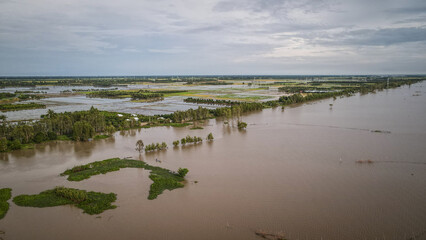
[0,0,425,75]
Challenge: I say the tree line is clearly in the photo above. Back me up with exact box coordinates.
[87,90,164,101]
[0,107,142,152]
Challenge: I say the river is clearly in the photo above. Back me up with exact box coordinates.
[0,82,425,240]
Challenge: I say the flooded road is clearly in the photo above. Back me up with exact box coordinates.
[0,83,425,240]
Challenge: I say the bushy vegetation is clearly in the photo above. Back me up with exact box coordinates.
[180,135,203,145]
[0,103,46,112]
[170,106,213,123]
[13,187,117,215]
[130,90,163,101]
[0,188,12,220]
[144,142,167,152]
[0,93,16,99]
[61,158,187,200]
[184,97,236,106]
[0,92,44,102]
[237,121,247,129]
[206,133,214,141]
[177,168,189,177]
[173,140,180,146]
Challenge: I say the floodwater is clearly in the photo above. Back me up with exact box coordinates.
[1,82,426,240]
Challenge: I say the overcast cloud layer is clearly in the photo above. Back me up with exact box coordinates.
[0,0,425,75]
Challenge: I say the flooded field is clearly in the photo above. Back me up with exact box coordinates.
[0,82,425,240]
[1,83,280,121]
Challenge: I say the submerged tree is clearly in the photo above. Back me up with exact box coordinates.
[237,121,247,130]
[206,133,214,141]
[135,140,144,153]
[105,125,116,136]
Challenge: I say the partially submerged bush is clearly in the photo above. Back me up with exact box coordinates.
[177,168,189,178]
[237,121,247,129]
[0,188,12,220]
[206,133,214,141]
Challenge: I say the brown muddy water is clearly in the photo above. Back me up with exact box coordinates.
[1,83,426,240]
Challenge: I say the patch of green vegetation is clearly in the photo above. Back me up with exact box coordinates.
[93,134,110,140]
[162,90,203,97]
[0,103,46,112]
[142,122,191,128]
[180,135,203,145]
[21,143,35,150]
[217,94,272,101]
[61,158,187,200]
[238,121,247,129]
[190,126,204,130]
[57,135,72,141]
[13,186,116,215]
[0,188,12,220]
[144,142,167,152]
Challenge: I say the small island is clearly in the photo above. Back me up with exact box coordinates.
[13,187,117,215]
[61,158,188,200]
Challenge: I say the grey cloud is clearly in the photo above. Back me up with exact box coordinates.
[1,0,426,75]
[314,27,426,47]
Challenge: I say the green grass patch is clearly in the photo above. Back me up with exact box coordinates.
[93,134,110,140]
[61,158,187,200]
[21,143,35,150]
[217,94,272,101]
[163,90,203,97]
[0,188,12,220]
[13,186,116,215]
[190,126,204,130]
[57,135,72,141]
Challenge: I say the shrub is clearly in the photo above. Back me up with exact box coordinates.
[33,132,48,143]
[177,168,189,178]
[237,121,247,129]
[206,133,214,141]
[8,139,22,150]
[47,131,58,140]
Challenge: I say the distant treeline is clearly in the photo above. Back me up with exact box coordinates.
[278,79,423,94]
[185,79,233,85]
[3,76,423,88]
[183,97,278,108]
[278,79,422,104]
[184,98,236,106]
[87,90,164,101]
[71,88,118,92]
